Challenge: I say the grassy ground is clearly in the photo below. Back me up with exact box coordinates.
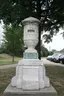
[45,65,64,96]
[0,66,64,96]
[0,68,15,96]
[0,57,21,65]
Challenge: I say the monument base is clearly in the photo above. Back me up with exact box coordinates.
[3,83,57,96]
[11,59,50,89]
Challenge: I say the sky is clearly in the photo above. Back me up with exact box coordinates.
[42,29,64,51]
[0,21,64,51]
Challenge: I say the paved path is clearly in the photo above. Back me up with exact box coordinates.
[0,64,17,69]
[0,58,64,69]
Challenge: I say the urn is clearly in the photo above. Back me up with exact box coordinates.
[22,17,40,59]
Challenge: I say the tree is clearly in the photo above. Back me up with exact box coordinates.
[41,46,49,57]
[0,43,6,54]
[0,0,64,59]
[3,25,24,62]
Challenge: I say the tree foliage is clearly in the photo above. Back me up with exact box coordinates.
[41,46,49,57]
[3,25,24,61]
[0,0,64,39]
[0,0,64,58]
[0,43,6,54]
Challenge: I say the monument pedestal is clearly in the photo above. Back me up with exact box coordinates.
[3,84,57,96]
[11,59,49,90]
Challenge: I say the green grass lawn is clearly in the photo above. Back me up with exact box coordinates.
[0,57,21,65]
[0,66,64,96]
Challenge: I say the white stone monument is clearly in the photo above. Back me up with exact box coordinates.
[11,17,50,90]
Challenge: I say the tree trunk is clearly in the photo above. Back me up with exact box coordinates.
[38,25,41,59]
[37,0,41,59]
[12,55,14,62]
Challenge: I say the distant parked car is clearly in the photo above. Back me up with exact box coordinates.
[50,53,58,61]
[58,54,64,64]
[52,54,62,63]
[47,55,52,60]
[47,53,62,63]
[47,54,57,61]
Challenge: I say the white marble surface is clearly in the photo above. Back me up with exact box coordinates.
[11,17,50,90]
[23,17,39,53]
[11,59,50,90]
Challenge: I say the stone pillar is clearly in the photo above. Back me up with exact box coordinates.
[11,17,50,90]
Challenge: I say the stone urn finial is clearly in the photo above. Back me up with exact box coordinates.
[22,17,40,59]
[22,17,40,24]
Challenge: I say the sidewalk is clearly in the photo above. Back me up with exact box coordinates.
[0,58,64,69]
[0,64,17,69]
